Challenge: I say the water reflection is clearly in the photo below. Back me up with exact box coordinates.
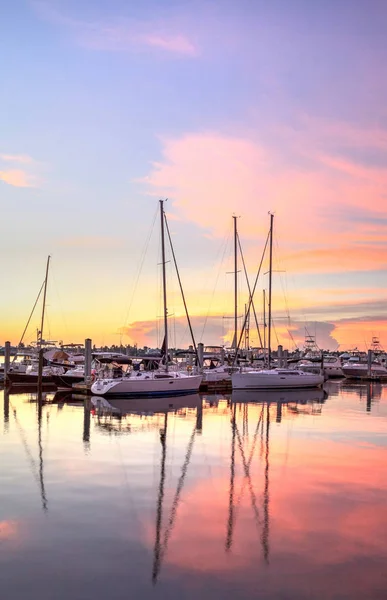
[0,382,387,600]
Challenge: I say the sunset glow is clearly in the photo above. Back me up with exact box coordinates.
[1,1,386,349]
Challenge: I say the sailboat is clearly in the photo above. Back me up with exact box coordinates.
[91,200,202,397]
[7,256,57,388]
[232,215,324,390]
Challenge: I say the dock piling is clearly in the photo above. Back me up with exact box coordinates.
[84,338,92,384]
[4,341,11,384]
[367,349,373,378]
[197,343,204,370]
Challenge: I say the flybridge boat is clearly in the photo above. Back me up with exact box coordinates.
[232,369,324,390]
[342,361,387,380]
[91,200,202,398]
[298,356,343,378]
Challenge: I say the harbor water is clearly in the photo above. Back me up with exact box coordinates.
[0,381,386,599]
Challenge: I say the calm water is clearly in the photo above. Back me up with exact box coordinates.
[1,381,386,600]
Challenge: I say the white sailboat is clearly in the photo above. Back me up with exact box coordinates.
[231,214,324,390]
[91,200,202,397]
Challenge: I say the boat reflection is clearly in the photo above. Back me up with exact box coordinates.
[90,393,201,417]
[232,387,326,405]
[232,388,326,422]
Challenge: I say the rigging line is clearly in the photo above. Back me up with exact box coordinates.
[235,423,262,530]
[225,403,237,551]
[274,237,291,326]
[200,224,232,343]
[12,279,45,362]
[234,406,264,512]
[233,230,270,365]
[272,319,280,346]
[237,234,263,349]
[50,264,69,337]
[123,204,158,330]
[164,215,199,363]
[159,426,196,562]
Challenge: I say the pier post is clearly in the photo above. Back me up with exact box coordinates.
[38,347,44,397]
[278,345,283,368]
[84,338,92,383]
[276,401,282,423]
[366,383,372,412]
[197,343,204,370]
[4,341,11,384]
[188,345,193,368]
[220,347,225,365]
[367,349,372,379]
[283,349,288,368]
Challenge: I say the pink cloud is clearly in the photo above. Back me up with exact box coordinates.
[145,125,387,273]
[32,2,198,56]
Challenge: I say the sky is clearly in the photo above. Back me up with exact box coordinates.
[1,0,387,350]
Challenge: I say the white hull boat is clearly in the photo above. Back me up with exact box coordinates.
[342,363,387,379]
[298,356,343,378]
[91,371,203,397]
[232,369,324,390]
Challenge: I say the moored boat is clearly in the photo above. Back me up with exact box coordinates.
[91,370,202,397]
[232,368,324,389]
[342,362,387,380]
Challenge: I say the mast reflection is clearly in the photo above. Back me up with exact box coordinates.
[37,396,48,512]
[152,403,199,584]
[262,404,270,564]
[225,403,237,551]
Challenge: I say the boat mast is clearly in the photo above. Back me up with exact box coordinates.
[267,214,274,368]
[233,215,238,351]
[39,255,51,350]
[160,201,169,372]
[263,289,266,365]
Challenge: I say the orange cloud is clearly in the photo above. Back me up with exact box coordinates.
[283,243,387,273]
[332,318,387,349]
[0,154,33,164]
[0,169,37,188]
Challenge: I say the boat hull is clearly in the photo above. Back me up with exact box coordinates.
[91,374,203,397]
[342,365,387,379]
[51,374,85,389]
[232,370,324,389]
[6,372,54,386]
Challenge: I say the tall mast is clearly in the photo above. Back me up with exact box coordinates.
[263,289,266,364]
[160,200,168,372]
[233,216,238,350]
[39,255,51,349]
[267,214,274,368]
